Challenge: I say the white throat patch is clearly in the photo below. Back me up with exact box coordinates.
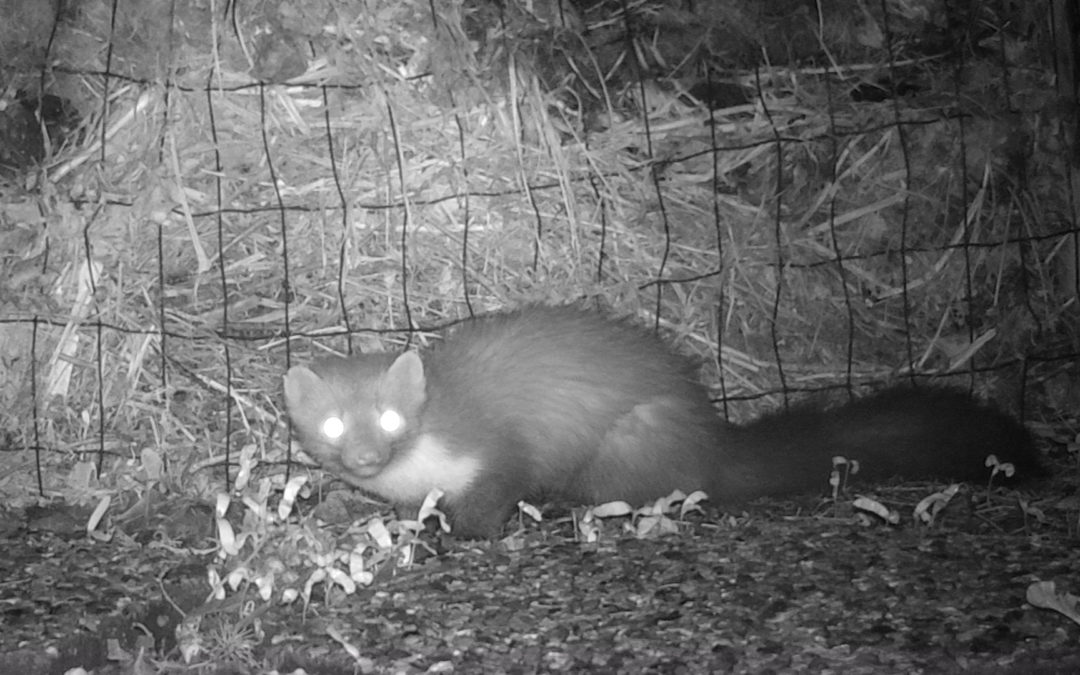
[360,434,481,504]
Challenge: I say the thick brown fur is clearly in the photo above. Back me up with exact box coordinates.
[284,305,1037,537]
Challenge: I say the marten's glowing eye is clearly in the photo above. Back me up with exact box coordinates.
[379,409,404,433]
[321,416,345,440]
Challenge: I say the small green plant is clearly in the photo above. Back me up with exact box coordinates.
[181,445,436,664]
[984,453,1016,491]
[829,455,860,501]
[576,489,708,541]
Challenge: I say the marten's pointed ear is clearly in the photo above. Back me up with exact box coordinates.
[283,365,322,407]
[382,351,427,409]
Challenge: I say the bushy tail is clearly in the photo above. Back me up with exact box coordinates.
[715,387,1038,500]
